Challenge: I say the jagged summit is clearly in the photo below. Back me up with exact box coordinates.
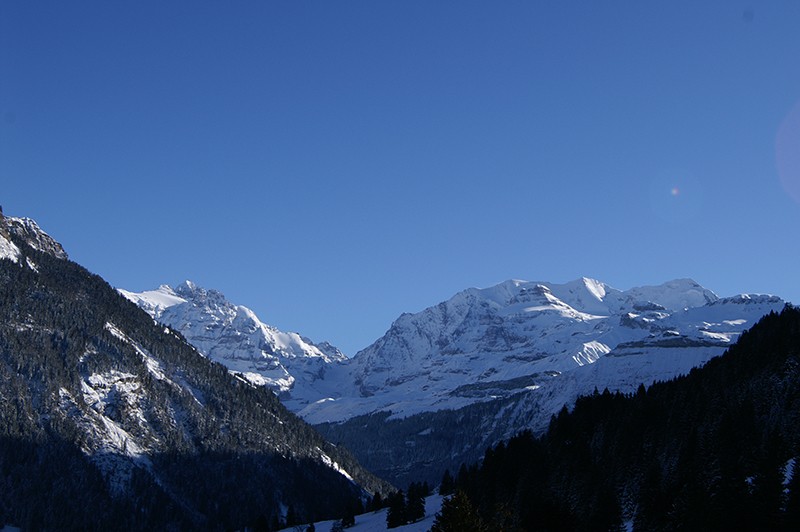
[1,214,69,260]
[1,212,69,270]
[120,282,349,404]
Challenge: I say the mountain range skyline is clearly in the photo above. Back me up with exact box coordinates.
[3,205,798,357]
[123,275,780,359]
[119,259,789,486]
[5,210,789,489]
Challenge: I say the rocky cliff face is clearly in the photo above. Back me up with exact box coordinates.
[120,282,353,413]
[3,216,69,259]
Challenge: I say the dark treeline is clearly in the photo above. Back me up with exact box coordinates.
[440,307,800,531]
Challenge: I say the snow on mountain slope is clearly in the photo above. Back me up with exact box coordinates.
[120,282,352,410]
[3,216,69,259]
[122,276,785,434]
[1,214,69,272]
[308,281,786,487]
[299,278,785,424]
[0,232,20,263]
[622,278,718,311]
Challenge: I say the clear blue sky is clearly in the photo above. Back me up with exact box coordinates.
[2,1,800,355]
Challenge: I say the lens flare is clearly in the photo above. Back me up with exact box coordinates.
[648,171,704,225]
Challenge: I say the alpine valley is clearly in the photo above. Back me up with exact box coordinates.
[2,210,794,530]
[123,273,785,487]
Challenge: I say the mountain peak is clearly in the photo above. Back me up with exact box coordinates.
[579,276,607,298]
[624,278,718,311]
[1,215,68,260]
[177,279,197,292]
[173,279,203,298]
[121,282,348,399]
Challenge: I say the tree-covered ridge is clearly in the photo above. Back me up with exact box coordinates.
[0,228,390,530]
[446,306,800,531]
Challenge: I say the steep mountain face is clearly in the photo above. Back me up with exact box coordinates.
[0,214,390,531]
[308,277,780,422]
[314,278,785,485]
[120,283,352,413]
[3,215,69,260]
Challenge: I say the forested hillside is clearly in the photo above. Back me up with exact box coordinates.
[0,217,390,531]
[443,307,800,531]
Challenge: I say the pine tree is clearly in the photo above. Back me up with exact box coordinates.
[439,469,455,496]
[368,491,384,512]
[406,482,426,522]
[285,505,298,528]
[589,486,624,532]
[430,491,486,532]
[386,490,407,529]
[341,506,355,528]
[750,432,787,530]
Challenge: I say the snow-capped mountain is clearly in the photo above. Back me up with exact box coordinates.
[120,282,352,411]
[301,277,783,424]
[118,250,786,486]
[125,275,785,431]
[309,277,786,485]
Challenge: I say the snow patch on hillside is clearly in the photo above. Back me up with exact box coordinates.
[105,322,168,381]
[573,341,611,366]
[118,285,187,313]
[278,494,445,532]
[0,234,20,263]
[317,447,355,482]
[59,382,152,495]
